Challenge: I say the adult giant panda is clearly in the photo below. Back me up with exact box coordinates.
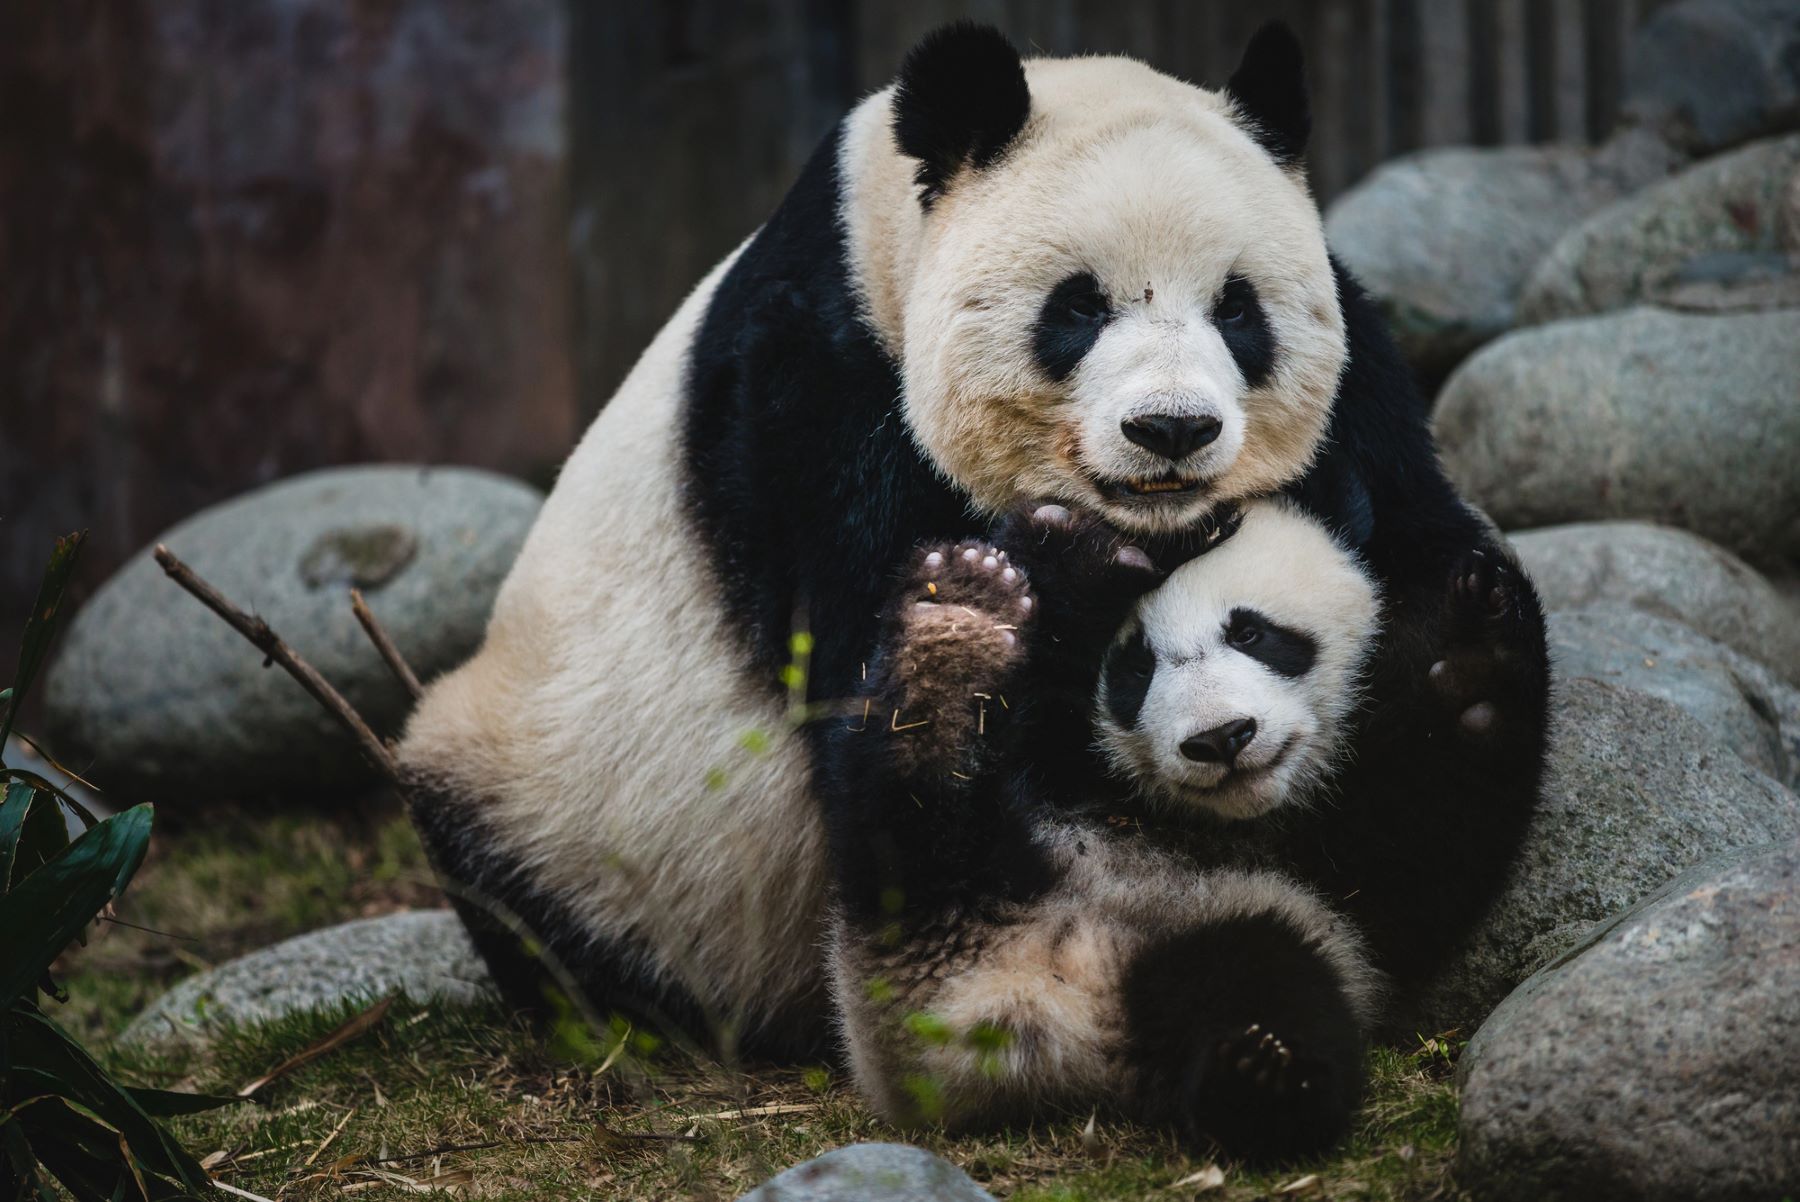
[398,21,1549,1061]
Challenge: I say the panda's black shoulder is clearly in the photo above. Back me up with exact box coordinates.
[680,118,969,691]
[1284,258,1481,567]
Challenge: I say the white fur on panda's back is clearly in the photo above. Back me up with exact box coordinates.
[398,245,828,1029]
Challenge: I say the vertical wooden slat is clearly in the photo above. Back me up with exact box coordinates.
[1386,0,1426,155]
[1583,0,1626,141]
[1419,0,1472,147]
[1525,0,1558,139]
[1552,0,1588,142]
[1467,0,1503,145]
[1494,0,1530,142]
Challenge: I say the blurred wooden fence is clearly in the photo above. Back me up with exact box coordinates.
[569,0,1680,409]
[2,0,1679,648]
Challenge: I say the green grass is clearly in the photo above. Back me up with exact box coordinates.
[53,801,436,1042]
[54,810,1468,1201]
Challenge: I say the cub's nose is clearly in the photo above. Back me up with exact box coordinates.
[1180,717,1257,764]
[1120,413,1222,461]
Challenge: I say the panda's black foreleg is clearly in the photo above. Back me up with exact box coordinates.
[988,501,1182,698]
[1429,547,1552,754]
[818,538,1049,926]
[1306,536,1551,987]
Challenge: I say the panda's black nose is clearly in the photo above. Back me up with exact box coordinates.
[1180,718,1257,764]
[1121,414,1222,461]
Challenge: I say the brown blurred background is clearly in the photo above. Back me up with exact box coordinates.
[1,0,1681,645]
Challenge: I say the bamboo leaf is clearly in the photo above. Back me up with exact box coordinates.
[5,1004,211,1193]
[0,805,152,1007]
[0,779,35,889]
[2,531,86,749]
[123,1087,244,1118]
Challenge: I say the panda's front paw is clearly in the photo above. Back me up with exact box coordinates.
[1430,549,1531,743]
[991,503,1162,625]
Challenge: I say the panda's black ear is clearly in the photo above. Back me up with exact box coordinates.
[892,22,1031,208]
[1225,21,1310,166]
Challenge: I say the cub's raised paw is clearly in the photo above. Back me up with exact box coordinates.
[1430,549,1531,742]
[1187,1023,1350,1163]
[879,541,1034,761]
[910,540,1035,644]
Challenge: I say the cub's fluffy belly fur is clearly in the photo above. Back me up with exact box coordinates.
[398,252,831,1044]
[833,825,1380,1134]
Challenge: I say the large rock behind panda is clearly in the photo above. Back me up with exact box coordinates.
[46,466,541,802]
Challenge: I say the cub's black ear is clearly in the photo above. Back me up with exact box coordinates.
[1225,21,1310,166]
[892,22,1031,208]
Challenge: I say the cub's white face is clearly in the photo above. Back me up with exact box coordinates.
[892,57,1347,537]
[1095,502,1379,821]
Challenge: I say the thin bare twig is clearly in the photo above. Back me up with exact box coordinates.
[350,588,423,701]
[153,545,397,783]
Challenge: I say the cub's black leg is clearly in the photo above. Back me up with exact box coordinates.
[1122,907,1370,1164]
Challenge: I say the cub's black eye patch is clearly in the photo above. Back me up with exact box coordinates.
[1033,271,1112,383]
[1103,626,1155,727]
[1215,275,1274,388]
[1224,606,1315,678]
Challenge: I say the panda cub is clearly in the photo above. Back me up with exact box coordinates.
[823,500,1386,1161]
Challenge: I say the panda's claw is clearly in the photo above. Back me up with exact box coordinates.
[910,540,1035,628]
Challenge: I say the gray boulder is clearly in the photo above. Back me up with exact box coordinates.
[47,466,541,801]
[1404,678,1800,1033]
[1457,843,1800,1202]
[1510,521,1800,686]
[122,909,496,1047]
[1325,132,1679,383]
[1550,606,1800,785]
[1435,308,1800,574]
[1520,133,1800,323]
[1622,0,1800,157]
[736,1144,995,1202]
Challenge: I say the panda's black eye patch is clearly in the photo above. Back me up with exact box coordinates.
[1033,271,1113,383]
[1214,275,1274,388]
[1103,626,1155,727]
[1224,607,1315,678]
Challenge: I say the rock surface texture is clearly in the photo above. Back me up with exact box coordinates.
[735,1144,996,1202]
[1435,308,1800,573]
[1405,678,1800,1033]
[1509,521,1800,685]
[47,466,541,801]
[1520,133,1800,322]
[1457,843,1800,1202]
[1324,134,1679,382]
[1549,606,1800,785]
[122,910,495,1047]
